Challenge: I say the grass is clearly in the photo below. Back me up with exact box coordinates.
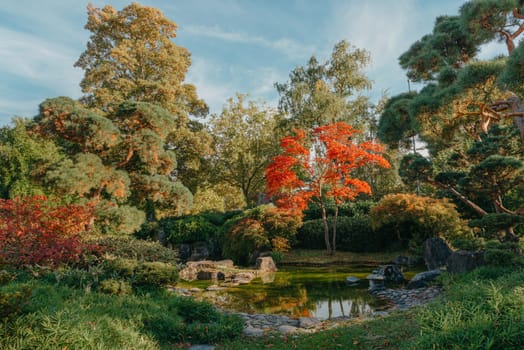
[280,249,408,266]
[0,270,243,350]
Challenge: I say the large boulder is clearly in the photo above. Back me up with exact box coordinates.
[407,269,443,289]
[423,237,453,270]
[374,264,405,283]
[178,260,235,281]
[255,256,277,272]
[447,250,485,273]
[188,242,210,261]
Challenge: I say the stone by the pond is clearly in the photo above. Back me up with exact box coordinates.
[299,317,321,329]
[407,269,443,289]
[371,311,389,317]
[243,326,264,337]
[423,237,452,270]
[255,256,278,272]
[447,250,485,273]
[370,286,441,310]
[366,273,385,292]
[278,325,299,334]
[345,276,361,284]
[188,345,215,350]
[374,265,405,283]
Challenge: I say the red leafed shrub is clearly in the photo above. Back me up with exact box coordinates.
[0,196,97,268]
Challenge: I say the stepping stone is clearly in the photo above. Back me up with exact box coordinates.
[243,326,264,337]
[299,317,321,329]
[188,346,214,350]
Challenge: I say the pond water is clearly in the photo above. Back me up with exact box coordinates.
[183,265,421,320]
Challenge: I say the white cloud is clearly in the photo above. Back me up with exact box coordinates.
[0,27,83,94]
[183,24,314,60]
[185,57,235,114]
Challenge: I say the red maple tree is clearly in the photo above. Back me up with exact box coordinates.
[266,122,390,254]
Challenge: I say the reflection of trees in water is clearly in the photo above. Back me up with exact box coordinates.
[219,278,378,319]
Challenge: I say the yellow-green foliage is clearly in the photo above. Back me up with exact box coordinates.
[370,193,471,248]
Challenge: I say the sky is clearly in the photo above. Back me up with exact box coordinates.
[0,0,506,126]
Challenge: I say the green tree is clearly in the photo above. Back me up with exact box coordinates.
[0,119,62,198]
[75,3,212,190]
[209,94,281,206]
[275,40,372,132]
[399,15,479,82]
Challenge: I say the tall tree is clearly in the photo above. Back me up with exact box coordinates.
[209,94,281,206]
[275,40,372,133]
[266,122,390,254]
[75,3,211,188]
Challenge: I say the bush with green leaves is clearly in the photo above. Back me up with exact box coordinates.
[297,215,379,252]
[370,193,471,250]
[162,215,218,244]
[0,270,31,319]
[222,205,302,264]
[103,258,179,286]
[302,200,375,221]
[98,278,132,296]
[93,236,179,263]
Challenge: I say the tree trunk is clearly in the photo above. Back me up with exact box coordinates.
[321,203,332,254]
[332,206,339,253]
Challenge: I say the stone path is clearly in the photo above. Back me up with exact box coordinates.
[370,285,441,310]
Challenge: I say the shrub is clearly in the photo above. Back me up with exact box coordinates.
[0,196,98,268]
[297,215,378,252]
[163,215,217,244]
[302,200,375,220]
[222,205,302,264]
[145,297,243,344]
[103,258,179,286]
[370,193,470,250]
[0,270,31,319]
[99,278,132,296]
[483,241,524,267]
[93,236,179,263]
[223,218,269,265]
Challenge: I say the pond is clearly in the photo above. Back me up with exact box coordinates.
[180,265,421,320]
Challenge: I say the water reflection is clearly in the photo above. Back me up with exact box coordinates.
[213,266,387,320]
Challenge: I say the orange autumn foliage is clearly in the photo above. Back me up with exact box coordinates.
[266,122,390,214]
[0,196,99,268]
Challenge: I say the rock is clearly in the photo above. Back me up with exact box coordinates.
[407,269,443,289]
[231,272,256,284]
[255,256,278,272]
[374,265,405,283]
[299,317,320,329]
[179,243,192,261]
[371,311,389,317]
[178,260,236,281]
[345,276,360,284]
[260,272,276,284]
[277,325,299,334]
[205,284,223,291]
[447,250,485,273]
[188,346,215,350]
[243,326,264,337]
[188,242,210,261]
[423,237,453,270]
[366,273,385,292]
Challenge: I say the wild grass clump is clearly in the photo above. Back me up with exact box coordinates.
[0,276,243,349]
[413,267,524,349]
